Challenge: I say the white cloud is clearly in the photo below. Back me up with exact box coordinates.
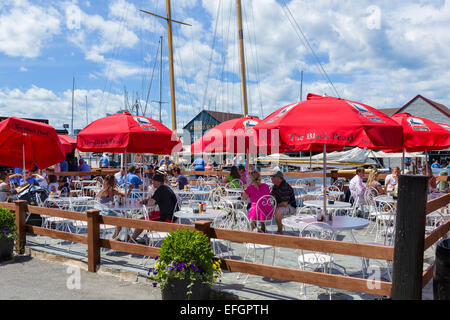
[0,1,61,58]
[19,67,28,72]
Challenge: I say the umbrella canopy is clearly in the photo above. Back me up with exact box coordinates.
[58,134,77,154]
[76,112,181,154]
[254,93,404,152]
[190,116,262,154]
[0,117,66,170]
[383,113,450,153]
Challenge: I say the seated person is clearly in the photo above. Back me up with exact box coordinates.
[0,172,13,201]
[238,165,247,186]
[384,166,400,194]
[431,159,441,169]
[224,166,241,188]
[349,167,367,202]
[422,165,438,193]
[96,175,126,240]
[114,167,125,185]
[270,171,297,234]
[123,166,143,196]
[9,168,45,187]
[78,159,91,179]
[241,170,271,232]
[131,174,178,242]
[96,175,125,204]
[171,167,188,190]
[48,174,59,193]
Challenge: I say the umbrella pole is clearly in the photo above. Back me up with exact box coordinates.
[23,143,26,183]
[402,148,405,173]
[124,149,128,203]
[323,144,327,215]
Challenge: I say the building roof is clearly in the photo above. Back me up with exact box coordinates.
[377,95,450,118]
[377,108,399,116]
[203,110,244,123]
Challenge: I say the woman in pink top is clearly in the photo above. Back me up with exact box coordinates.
[242,170,272,232]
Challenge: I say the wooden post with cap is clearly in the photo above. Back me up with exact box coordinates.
[14,200,27,254]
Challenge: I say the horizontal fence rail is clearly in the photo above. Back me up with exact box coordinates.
[3,189,450,298]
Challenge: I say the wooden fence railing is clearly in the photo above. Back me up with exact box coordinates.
[4,182,450,299]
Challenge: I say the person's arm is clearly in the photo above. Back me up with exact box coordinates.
[384,176,391,193]
[241,186,250,201]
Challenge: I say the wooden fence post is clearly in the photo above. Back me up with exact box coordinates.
[194,220,212,240]
[86,209,101,272]
[391,175,428,300]
[14,200,27,254]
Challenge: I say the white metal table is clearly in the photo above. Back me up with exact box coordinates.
[303,200,351,209]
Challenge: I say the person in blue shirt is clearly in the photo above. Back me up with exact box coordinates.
[124,166,143,195]
[446,159,450,169]
[9,169,44,187]
[78,159,91,179]
[59,160,68,172]
[192,157,206,179]
[431,159,441,169]
[99,153,109,168]
[171,167,188,190]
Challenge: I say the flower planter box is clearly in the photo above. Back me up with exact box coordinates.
[0,238,14,261]
[161,278,211,300]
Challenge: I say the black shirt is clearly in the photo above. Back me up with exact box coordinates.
[271,180,297,208]
[152,184,179,221]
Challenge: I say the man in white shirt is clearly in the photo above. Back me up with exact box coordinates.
[114,167,125,185]
[349,167,366,202]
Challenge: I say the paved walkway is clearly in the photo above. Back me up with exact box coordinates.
[0,255,161,300]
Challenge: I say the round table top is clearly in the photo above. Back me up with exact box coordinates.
[282,215,370,232]
[174,208,228,220]
[374,195,396,203]
[302,200,351,209]
[224,188,244,193]
[306,190,344,197]
[174,189,211,196]
[46,196,93,203]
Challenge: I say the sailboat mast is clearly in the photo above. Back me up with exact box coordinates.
[166,0,177,131]
[236,0,249,117]
[71,77,75,136]
[140,5,191,130]
[159,36,163,123]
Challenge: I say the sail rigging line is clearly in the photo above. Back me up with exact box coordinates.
[248,0,264,118]
[143,37,162,117]
[201,0,222,111]
[98,0,133,113]
[280,0,340,98]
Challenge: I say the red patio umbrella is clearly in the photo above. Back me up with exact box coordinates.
[77,112,181,198]
[77,112,181,154]
[190,116,262,154]
[254,93,404,212]
[382,113,450,172]
[383,113,450,153]
[255,94,403,152]
[58,134,77,154]
[0,117,66,170]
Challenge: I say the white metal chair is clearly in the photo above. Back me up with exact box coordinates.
[297,221,335,299]
[251,195,277,233]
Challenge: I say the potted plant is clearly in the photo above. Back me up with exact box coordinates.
[148,229,222,300]
[0,206,17,261]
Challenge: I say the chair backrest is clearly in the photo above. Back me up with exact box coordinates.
[212,209,251,231]
[296,205,317,217]
[300,221,334,241]
[253,194,275,221]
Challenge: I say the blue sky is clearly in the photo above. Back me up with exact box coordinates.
[0,0,449,134]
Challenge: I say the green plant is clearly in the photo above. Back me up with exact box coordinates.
[148,229,222,293]
[0,207,17,240]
